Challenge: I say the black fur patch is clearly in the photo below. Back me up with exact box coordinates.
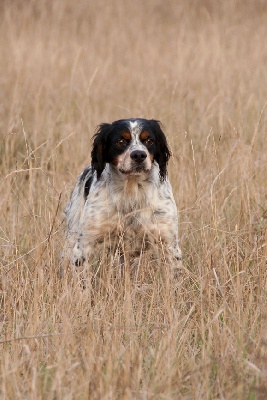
[84,176,93,198]
[146,120,171,181]
[79,166,94,199]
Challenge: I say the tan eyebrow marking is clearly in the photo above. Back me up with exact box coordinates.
[121,132,131,140]
[140,131,149,140]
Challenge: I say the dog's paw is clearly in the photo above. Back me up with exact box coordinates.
[72,243,85,268]
[172,246,182,261]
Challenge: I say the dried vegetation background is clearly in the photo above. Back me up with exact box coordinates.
[1,0,267,398]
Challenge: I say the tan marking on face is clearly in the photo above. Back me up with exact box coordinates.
[121,132,131,140]
[140,131,149,140]
[111,156,119,166]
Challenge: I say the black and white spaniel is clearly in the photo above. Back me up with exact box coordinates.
[65,118,182,268]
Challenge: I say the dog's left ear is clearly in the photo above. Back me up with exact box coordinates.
[91,123,113,179]
[149,120,171,181]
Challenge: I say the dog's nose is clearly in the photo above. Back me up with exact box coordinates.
[130,150,147,163]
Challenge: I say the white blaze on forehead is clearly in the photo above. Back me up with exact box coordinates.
[129,121,138,129]
[129,120,143,144]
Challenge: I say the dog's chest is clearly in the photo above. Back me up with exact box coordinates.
[80,173,177,258]
[113,181,157,228]
[87,179,160,234]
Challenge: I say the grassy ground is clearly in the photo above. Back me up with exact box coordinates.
[1,0,267,398]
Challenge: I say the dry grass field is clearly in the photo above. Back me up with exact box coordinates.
[1,0,267,398]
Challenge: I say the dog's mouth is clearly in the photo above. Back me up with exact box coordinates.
[119,166,150,175]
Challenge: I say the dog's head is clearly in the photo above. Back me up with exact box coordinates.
[91,118,171,181]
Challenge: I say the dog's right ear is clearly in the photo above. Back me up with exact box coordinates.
[91,123,113,179]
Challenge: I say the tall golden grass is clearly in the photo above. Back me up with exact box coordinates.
[1,0,267,398]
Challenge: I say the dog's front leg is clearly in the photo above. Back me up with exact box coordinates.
[171,238,182,261]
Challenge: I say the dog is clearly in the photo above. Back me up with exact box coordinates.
[65,118,182,269]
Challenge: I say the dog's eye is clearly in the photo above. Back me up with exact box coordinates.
[116,138,127,147]
[145,138,154,146]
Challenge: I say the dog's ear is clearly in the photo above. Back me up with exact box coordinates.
[149,120,171,181]
[91,123,113,179]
